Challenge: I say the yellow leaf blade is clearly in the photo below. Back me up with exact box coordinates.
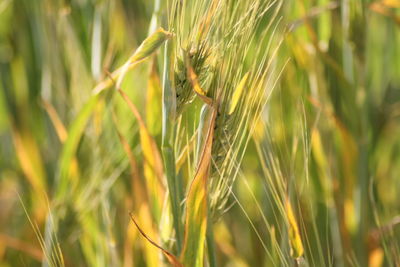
[229,72,249,114]
[118,89,165,219]
[186,60,213,105]
[180,103,218,267]
[286,198,304,259]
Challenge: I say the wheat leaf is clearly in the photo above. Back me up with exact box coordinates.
[180,102,218,267]
[129,213,183,267]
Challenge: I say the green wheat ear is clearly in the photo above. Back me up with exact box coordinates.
[175,42,211,115]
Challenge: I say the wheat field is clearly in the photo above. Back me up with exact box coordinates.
[0,0,400,266]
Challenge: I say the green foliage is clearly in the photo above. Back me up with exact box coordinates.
[1,0,400,266]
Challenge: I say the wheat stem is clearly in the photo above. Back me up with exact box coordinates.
[162,39,183,253]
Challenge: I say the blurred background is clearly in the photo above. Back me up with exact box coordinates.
[0,0,400,266]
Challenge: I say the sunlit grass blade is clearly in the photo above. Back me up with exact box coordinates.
[116,28,173,89]
[180,102,218,267]
[285,197,304,260]
[162,38,184,252]
[57,28,170,200]
[18,194,64,267]
[130,213,183,267]
[118,89,165,220]
[229,72,249,115]
[57,94,100,200]
[146,61,163,136]
[41,100,68,143]
[113,113,162,266]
